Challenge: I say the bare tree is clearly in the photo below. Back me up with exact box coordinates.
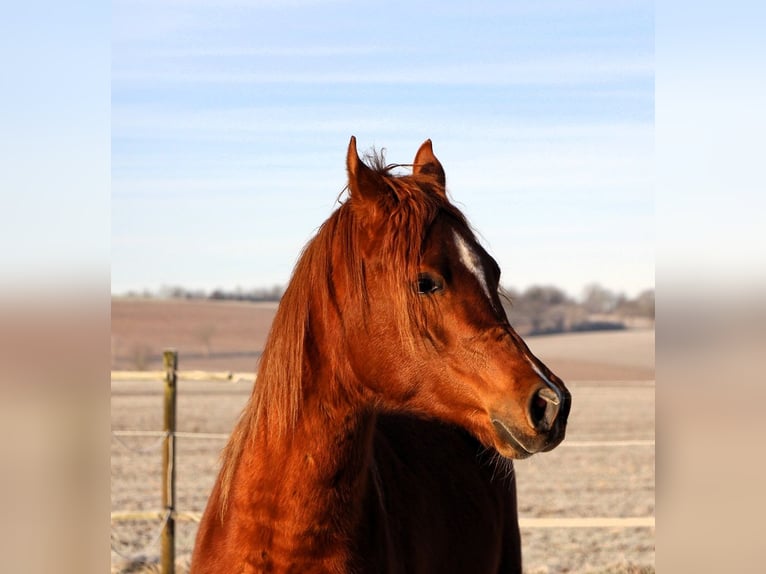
[582,283,618,314]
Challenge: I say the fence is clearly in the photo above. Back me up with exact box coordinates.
[111,350,253,574]
[111,350,655,573]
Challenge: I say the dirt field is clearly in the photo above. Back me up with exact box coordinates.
[111,298,654,381]
[111,298,278,373]
[111,299,654,573]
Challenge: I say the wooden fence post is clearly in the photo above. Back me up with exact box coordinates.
[161,350,178,574]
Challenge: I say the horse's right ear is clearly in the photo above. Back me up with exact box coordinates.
[346,136,384,203]
[412,139,446,191]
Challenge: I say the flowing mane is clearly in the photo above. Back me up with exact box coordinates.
[219,152,466,512]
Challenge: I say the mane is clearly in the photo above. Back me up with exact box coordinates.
[218,152,467,514]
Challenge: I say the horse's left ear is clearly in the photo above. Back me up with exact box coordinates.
[413,139,446,191]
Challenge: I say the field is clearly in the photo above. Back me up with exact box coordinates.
[111,298,655,573]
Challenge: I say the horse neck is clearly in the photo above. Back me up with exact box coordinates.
[226,310,376,569]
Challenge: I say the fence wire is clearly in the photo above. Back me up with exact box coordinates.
[110,510,171,561]
[111,430,170,454]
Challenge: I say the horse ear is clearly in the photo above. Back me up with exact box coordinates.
[346,136,384,202]
[412,139,446,191]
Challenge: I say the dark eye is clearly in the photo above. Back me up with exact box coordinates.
[416,273,443,295]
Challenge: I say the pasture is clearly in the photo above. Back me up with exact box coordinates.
[111,299,654,573]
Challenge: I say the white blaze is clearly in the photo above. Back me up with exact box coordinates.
[452,231,562,401]
[453,230,493,302]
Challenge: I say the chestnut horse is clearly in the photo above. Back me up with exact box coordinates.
[191,138,571,573]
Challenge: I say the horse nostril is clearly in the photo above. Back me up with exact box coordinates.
[530,394,547,428]
[529,387,561,431]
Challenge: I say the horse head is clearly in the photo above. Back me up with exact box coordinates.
[333,137,571,459]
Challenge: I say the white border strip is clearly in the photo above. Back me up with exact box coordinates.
[519,516,654,529]
[563,439,654,448]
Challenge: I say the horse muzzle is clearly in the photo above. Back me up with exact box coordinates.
[490,384,571,458]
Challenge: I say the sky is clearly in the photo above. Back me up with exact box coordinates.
[1,3,110,291]
[112,0,654,299]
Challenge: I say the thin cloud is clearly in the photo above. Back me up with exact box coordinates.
[113,56,652,87]
[147,45,398,59]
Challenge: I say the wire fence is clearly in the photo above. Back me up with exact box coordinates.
[111,352,259,573]
[111,351,655,573]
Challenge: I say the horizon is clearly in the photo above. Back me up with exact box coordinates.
[112,279,655,304]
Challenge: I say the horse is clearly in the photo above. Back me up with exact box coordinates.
[190,138,571,573]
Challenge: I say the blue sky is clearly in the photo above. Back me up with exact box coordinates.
[112,0,653,298]
[1,3,109,289]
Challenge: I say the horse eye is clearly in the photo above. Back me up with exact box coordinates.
[416,273,443,295]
